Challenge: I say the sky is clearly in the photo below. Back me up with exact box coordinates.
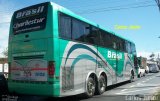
[0,0,160,58]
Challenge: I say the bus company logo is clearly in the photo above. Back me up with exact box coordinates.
[16,5,45,19]
[108,51,122,59]
[23,67,31,77]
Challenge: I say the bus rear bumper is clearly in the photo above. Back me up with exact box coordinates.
[8,81,60,97]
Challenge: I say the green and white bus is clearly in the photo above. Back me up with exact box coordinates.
[8,2,137,97]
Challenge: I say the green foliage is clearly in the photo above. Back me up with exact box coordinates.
[2,48,8,57]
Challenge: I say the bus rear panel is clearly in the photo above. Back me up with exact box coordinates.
[8,2,60,96]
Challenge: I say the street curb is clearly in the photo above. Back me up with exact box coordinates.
[150,88,160,101]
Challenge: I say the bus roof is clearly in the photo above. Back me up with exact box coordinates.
[13,2,134,43]
[51,2,135,44]
[20,2,132,44]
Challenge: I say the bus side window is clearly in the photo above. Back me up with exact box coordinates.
[99,30,113,49]
[125,41,131,54]
[119,39,125,52]
[85,26,101,45]
[72,18,86,42]
[113,42,117,50]
[112,35,118,50]
[128,42,131,54]
[59,13,72,39]
[84,25,96,44]
[131,43,136,55]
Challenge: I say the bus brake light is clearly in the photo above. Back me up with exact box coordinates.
[48,61,55,78]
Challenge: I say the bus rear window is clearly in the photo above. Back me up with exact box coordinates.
[12,2,48,35]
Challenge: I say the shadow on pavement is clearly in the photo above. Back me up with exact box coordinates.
[0,81,130,101]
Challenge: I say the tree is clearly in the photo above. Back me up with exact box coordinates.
[2,48,8,58]
[150,53,155,58]
[155,0,160,12]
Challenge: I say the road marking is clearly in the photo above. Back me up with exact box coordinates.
[146,79,150,81]
[142,81,146,83]
[130,85,135,88]
[121,89,128,92]
[116,87,159,95]
[137,83,143,85]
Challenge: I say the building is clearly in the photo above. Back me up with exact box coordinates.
[0,58,8,78]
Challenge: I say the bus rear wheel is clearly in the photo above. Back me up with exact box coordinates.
[138,73,141,78]
[85,77,96,98]
[96,75,106,95]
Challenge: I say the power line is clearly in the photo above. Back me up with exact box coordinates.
[67,0,129,9]
[59,0,124,7]
[75,1,154,14]
[0,1,156,20]
[0,0,154,14]
[77,4,156,14]
[69,0,153,10]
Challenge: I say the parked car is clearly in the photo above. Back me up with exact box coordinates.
[0,73,8,95]
[158,65,160,70]
[145,66,149,74]
[138,66,146,78]
[148,64,159,73]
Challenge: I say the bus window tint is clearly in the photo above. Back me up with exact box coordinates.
[58,12,134,54]
[126,41,132,54]
[100,30,113,48]
[88,26,99,45]
[112,35,119,50]
[72,19,88,42]
[84,26,98,45]
[59,13,71,39]
[118,39,125,52]
[131,43,136,55]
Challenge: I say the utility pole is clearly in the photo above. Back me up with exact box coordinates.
[155,0,160,12]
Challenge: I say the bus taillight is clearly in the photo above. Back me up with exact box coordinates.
[48,61,55,78]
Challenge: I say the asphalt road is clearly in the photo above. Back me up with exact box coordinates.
[1,72,160,101]
[81,72,160,101]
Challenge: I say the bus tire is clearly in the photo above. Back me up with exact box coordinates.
[85,77,96,98]
[96,75,106,95]
[138,73,141,78]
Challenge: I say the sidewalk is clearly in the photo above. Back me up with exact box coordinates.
[151,90,160,101]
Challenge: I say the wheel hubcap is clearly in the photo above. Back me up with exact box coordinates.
[88,81,95,95]
[100,78,105,91]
